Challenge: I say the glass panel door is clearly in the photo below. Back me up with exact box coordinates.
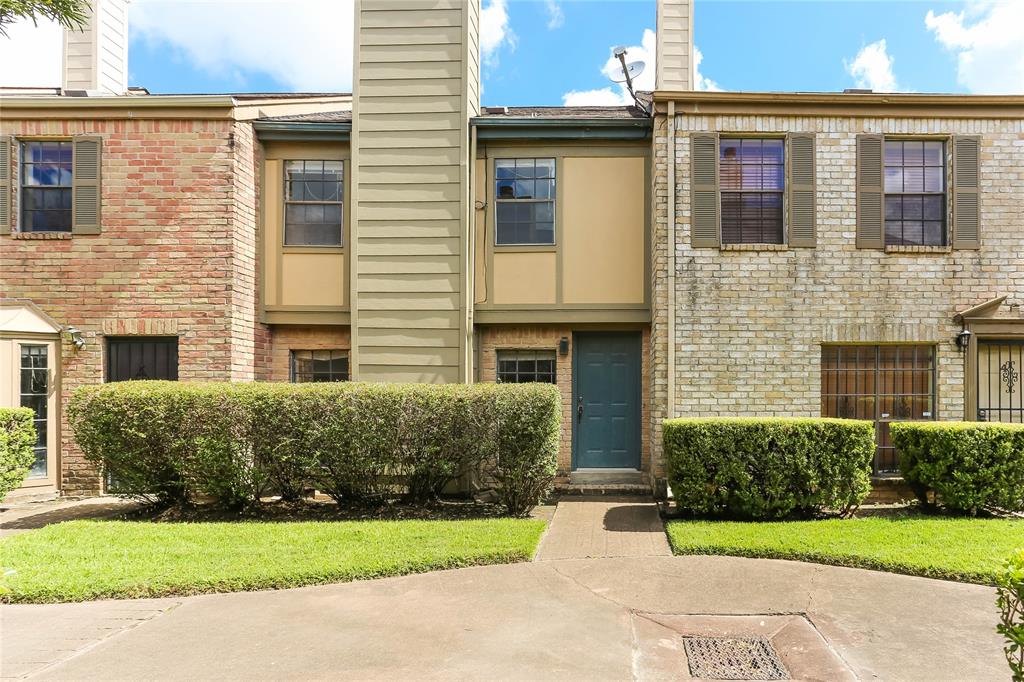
[978,341,1024,423]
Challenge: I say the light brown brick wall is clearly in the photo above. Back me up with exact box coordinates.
[650,112,1024,480]
[0,118,262,494]
[263,325,352,382]
[478,325,651,478]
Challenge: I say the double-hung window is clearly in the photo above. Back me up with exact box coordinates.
[719,138,784,245]
[290,350,349,382]
[884,140,946,246]
[494,158,555,245]
[496,350,557,384]
[284,160,343,246]
[21,141,72,232]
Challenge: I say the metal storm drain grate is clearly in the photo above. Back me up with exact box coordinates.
[683,636,790,681]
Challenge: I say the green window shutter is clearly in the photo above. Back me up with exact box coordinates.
[690,132,720,248]
[0,136,11,235]
[72,135,102,235]
[855,134,884,249]
[786,132,816,248]
[952,135,981,250]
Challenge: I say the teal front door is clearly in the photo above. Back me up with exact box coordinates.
[573,332,642,469]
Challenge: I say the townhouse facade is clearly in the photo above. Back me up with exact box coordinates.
[1,0,1021,499]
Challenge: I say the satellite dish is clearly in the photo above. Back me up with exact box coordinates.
[610,61,645,83]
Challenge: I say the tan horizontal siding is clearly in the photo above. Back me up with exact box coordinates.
[359,328,461,348]
[359,165,461,184]
[359,254,460,273]
[359,366,458,384]
[359,25,463,45]
[359,293,460,311]
[361,43,463,63]
[358,128,463,149]
[358,183,461,203]
[359,112,462,132]
[358,202,460,222]
[358,273,459,293]
[359,311,462,329]
[359,8,462,28]
[356,148,461,167]
[360,348,461,366]
[359,61,462,81]
[358,96,461,114]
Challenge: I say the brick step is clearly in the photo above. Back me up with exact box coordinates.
[554,483,654,498]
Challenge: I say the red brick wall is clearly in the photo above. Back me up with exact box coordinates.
[0,118,262,494]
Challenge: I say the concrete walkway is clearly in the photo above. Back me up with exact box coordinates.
[0,497,138,538]
[1,556,1005,680]
[535,497,671,560]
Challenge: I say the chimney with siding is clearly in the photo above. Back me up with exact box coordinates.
[656,0,693,91]
[349,0,480,383]
[62,0,129,95]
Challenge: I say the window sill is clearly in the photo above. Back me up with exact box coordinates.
[884,245,952,254]
[493,244,557,253]
[281,245,345,254]
[720,243,788,252]
[8,231,72,240]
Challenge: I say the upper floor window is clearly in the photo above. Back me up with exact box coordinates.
[285,160,343,246]
[884,140,946,247]
[720,138,784,245]
[21,141,72,233]
[291,349,349,382]
[496,350,557,384]
[494,158,555,246]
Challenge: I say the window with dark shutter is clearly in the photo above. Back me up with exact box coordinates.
[719,138,785,245]
[884,140,946,246]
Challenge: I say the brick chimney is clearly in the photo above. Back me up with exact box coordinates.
[656,0,693,91]
[62,0,129,95]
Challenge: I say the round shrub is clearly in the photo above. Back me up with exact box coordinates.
[891,421,1024,515]
[664,417,875,519]
[0,407,36,500]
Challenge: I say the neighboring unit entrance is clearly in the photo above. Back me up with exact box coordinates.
[978,340,1023,423]
[106,337,179,382]
[572,332,642,469]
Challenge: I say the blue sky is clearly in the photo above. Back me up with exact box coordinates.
[2,1,1021,102]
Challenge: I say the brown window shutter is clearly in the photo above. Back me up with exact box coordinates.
[690,132,720,248]
[72,135,102,235]
[786,132,816,247]
[856,134,884,249]
[0,136,11,235]
[952,135,981,250]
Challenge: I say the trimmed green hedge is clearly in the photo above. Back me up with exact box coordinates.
[664,417,875,519]
[997,549,1024,680]
[0,408,36,500]
[68,381,561,515]
[891,421,1024,515]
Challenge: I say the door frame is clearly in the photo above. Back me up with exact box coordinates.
[2,335,62,492]
[570,330,642,471]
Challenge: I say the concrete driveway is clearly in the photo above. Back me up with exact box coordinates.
[2,555,1006,681]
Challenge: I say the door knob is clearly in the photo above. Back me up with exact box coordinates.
[577,396,583,420]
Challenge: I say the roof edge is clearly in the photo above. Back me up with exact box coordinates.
[654,91,1024,106]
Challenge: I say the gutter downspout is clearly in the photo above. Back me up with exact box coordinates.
[666,100,677,419]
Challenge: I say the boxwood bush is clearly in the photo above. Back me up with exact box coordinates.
[68,381,560,514]
[891,421,1024,515]
[664,417,875,519]
[0,407,36,500]
[997,550,1024,681]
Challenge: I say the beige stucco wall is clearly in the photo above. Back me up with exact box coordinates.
[478,149,648,311]
[649,109,1024,480]
[260,142,349,317]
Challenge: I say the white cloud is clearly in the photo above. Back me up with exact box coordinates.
[562,28,656,106]
[845,39,899,92]
[0,17,62,88]
[925,0,1024,93]
[693,46,721,92]
[480,0,516,66]
[130,0,354,91]
[562,31,720,105]
[544,0,564,30]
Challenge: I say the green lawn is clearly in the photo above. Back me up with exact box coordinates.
[666,515,1024,584]
[0,518,546,603]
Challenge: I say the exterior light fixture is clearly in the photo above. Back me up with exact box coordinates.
[66,326,86,350]
[955,328,972,353]
[559,337,569,356]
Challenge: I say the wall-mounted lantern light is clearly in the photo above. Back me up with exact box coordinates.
[955,327,972,353]
[66,326,86,350]
[559,337,569,356]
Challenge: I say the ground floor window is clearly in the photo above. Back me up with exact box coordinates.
[496,350,557,384]
[977,340,1023,423]
[19,344,48,478]
[291,350,349,382]
[107,337,179,382]
[820,344,936,474]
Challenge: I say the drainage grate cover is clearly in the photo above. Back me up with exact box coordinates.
[683,636,790,681]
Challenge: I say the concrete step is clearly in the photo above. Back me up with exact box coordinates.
[569,470,646,486]
[555,483,654,498]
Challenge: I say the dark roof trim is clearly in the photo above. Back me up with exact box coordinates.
[253,120,351,141]
[471,116,651,140]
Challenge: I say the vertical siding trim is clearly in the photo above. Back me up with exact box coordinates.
[855,133,884,249]
[689,132,719,248]
[952,135,981,250]
[349,0,363,379]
